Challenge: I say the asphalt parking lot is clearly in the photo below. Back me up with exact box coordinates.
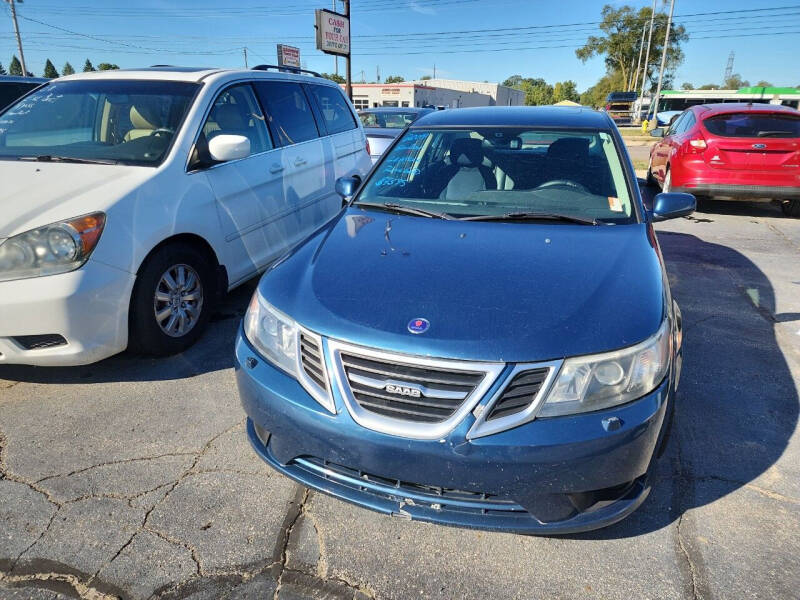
[2,185,799,599]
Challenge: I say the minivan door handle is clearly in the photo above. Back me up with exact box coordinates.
[269,164,284,173]
[294,157,307,167]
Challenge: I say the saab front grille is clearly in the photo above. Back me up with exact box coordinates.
[340,352,484,423]
[13,334,67,350]
[486,367,550,421]
[300,333,326,390]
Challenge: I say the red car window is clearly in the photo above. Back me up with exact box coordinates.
[703,113,800,138]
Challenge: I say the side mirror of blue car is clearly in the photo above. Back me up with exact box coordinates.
[335,176,361,205]
[651,192,696,222]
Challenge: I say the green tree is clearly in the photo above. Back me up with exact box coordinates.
[502,75,524,89]
[419,75,432,81]
[576,4,688,93]
[521,78,553,105]
[0,62,5,75]
[723,74,749,89]
[681,82,694,90]
[552,80,580,103]
[384,75,405,83]
[62,62,75,76]
[698,83,719,90]
[320,72,345,83]
[97,63,120,71]
[43,59,59,78]
[9,55,22,76]
[755,80,773,87]
[579,71,625,108]
[83,59,96,72]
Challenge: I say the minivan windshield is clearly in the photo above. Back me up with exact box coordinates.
[0,79,198,165]
[356,127,635,223]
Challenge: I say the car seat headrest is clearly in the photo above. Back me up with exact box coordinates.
[129,103,162,130]
[547,137,590,161]
[450,138,484,167]
[213,103,248,131]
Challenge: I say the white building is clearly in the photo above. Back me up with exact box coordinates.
[347,79,524,110]
[411,79,525,107]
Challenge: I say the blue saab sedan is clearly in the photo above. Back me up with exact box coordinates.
[236,106,695,534]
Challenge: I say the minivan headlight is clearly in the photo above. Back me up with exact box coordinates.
[539,319,671,417]
[0,213,105,283]
[243,293,299,379]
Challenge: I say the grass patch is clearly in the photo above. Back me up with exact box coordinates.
[632,159,649,170]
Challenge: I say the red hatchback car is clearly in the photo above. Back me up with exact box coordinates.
[647,103,800,216]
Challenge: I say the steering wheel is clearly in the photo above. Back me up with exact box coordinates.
[535,179,590,193]
[149,128,174,138]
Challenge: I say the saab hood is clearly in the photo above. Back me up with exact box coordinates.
[0,161,155,238]
[260,208,668,362]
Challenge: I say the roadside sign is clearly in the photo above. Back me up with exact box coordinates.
[277,44,301,68]
[315,9,350,56]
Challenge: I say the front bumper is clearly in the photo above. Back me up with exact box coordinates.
[236,331,675,534]
[0,260,135,366]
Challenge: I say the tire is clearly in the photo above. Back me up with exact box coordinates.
[782,199,800,218]
[129,242,216,356]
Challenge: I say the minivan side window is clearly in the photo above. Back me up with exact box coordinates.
[307,84,356,135]
[202,84,271,156]
[254,81,319,147]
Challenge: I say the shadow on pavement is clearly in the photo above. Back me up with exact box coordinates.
[572,229,798,539]
[0,280,258,384]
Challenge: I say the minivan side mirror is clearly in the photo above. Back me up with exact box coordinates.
[335,175,361,204]
[651,192,696,222]
[650,127,665,138]
[207,134,251,162]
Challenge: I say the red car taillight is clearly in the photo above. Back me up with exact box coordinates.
[366,138,371,156]
[605,103,611,111]
[687,134,707,154]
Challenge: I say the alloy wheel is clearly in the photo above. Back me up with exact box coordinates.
[153,264,204,338]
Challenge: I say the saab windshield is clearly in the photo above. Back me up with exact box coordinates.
[356,127,636,223]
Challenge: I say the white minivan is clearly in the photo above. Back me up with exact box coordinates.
[0,66,371,366]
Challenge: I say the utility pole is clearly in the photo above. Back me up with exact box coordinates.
[6,0,28,77]
[633,24,646,95]
[627,54,636,91]
[333,0,338,77]
[344,0,351,100]
[243,47,248,69]
[651,0,675,130]
[637,0,657,123]
[433,63,436,79]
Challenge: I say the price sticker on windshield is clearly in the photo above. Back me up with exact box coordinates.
[608,196,623,212]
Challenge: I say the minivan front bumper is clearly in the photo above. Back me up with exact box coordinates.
[0,260,134,366]
[236,331,675,534]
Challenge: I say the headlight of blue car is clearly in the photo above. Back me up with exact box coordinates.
[244,293,299,378]
[539,319,671,417]
[243,292,334,413]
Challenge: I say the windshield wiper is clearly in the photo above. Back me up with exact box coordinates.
[459,212,599,225]
[17,155,118,165]
[356,202,455,220]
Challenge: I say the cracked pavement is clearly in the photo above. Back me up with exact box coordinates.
[2,192,800,599]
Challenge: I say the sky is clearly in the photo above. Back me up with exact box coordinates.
[1,0,799,91]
